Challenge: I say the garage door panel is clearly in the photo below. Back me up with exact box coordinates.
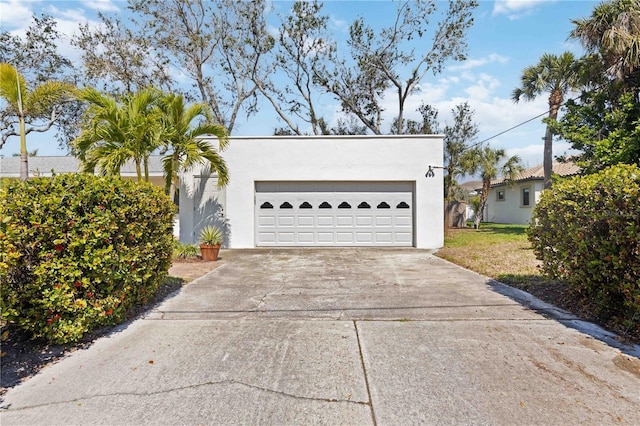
[258,216,276,227]
[317,216,334,227]
[336,216,354,226]
[395,216,412,227]
[258,232,276,243]
[337,232,354,243]
[298,232,314,243]
[297,216,314,227]
[375,216,392,226]
[356,216,373,226]
[317,232,334,243]
[255,182,413,247]
[375,232,393,243]
[278,232,295,243]
[395,232,412,243]
[356,232,374,243]
[278,216,295,226]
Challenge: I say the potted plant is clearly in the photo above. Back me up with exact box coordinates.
[199,225,223,261]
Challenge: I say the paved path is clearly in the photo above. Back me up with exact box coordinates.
[1,249,639,425]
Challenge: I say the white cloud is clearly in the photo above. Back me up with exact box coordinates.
[2,0,36,31]
[329,15,348,32]
[499,141,580,168]
[463,73,501,101]
[449,53,509,72]
[266,23,279,38]
[79,0,120,12]
[492,0,555,20]
[45,5,91,25]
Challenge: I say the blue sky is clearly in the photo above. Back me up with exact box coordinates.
[1,0,599,168]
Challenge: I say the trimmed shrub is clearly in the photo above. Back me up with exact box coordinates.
[528,164,640,329]
[0,174,176,343]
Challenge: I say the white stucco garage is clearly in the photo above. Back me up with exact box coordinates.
[179,135,444,249]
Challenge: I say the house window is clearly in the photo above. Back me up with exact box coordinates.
[496,190,505,201]
[522,187,531,207]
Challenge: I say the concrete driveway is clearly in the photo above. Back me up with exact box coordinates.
[1,249,639,425]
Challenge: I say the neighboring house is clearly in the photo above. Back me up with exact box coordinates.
[483,161,580,225]
[0,155,166,187]
[179,135,444,249]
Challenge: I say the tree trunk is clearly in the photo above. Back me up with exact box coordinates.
[397,89,404,135]
[544,91,562,190]
[17,75,28,180]
[543,123,553,190]
[19,115,28,181]
[169,179,177,204]
[168,154,178,203]
[474,178,491,229]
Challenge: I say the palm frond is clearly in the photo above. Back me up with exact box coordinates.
[0,63,27,109]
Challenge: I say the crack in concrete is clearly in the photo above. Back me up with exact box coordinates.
[0,379,369,412]
[254,276,288,309]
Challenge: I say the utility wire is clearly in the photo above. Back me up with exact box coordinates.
[467,81,611,150]
[470,109,550,149]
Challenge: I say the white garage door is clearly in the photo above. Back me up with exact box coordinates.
[256,182,414,247]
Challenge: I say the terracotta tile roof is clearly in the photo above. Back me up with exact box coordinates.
[491,161,580,186]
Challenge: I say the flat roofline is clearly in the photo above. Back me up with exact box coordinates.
[199,134,444,140]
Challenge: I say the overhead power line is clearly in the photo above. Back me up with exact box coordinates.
[471,109,550,148]
[468,81,612,150]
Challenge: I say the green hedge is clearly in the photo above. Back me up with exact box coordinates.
[0,174,176,343]
[528,164,640,330]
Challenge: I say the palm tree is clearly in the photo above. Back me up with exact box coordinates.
[0,63,74,180]
[512,52,579,189]
[463,145,522,229]
[74,88,162,181]
[571,0,640,86]
[156,94,229,202]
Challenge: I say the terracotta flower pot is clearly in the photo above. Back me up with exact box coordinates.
[200,244,221,261]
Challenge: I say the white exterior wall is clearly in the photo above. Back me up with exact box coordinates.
[180,135,444,249]
[179,170,226,244]
[486,180,544,225]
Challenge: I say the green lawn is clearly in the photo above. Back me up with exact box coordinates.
[436,223,547,285]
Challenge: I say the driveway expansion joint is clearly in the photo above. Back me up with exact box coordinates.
[354,320,377,426]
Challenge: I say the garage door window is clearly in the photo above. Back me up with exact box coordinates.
[358,202,371,208]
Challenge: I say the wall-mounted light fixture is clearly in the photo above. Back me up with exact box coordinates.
[425,165,444,178]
